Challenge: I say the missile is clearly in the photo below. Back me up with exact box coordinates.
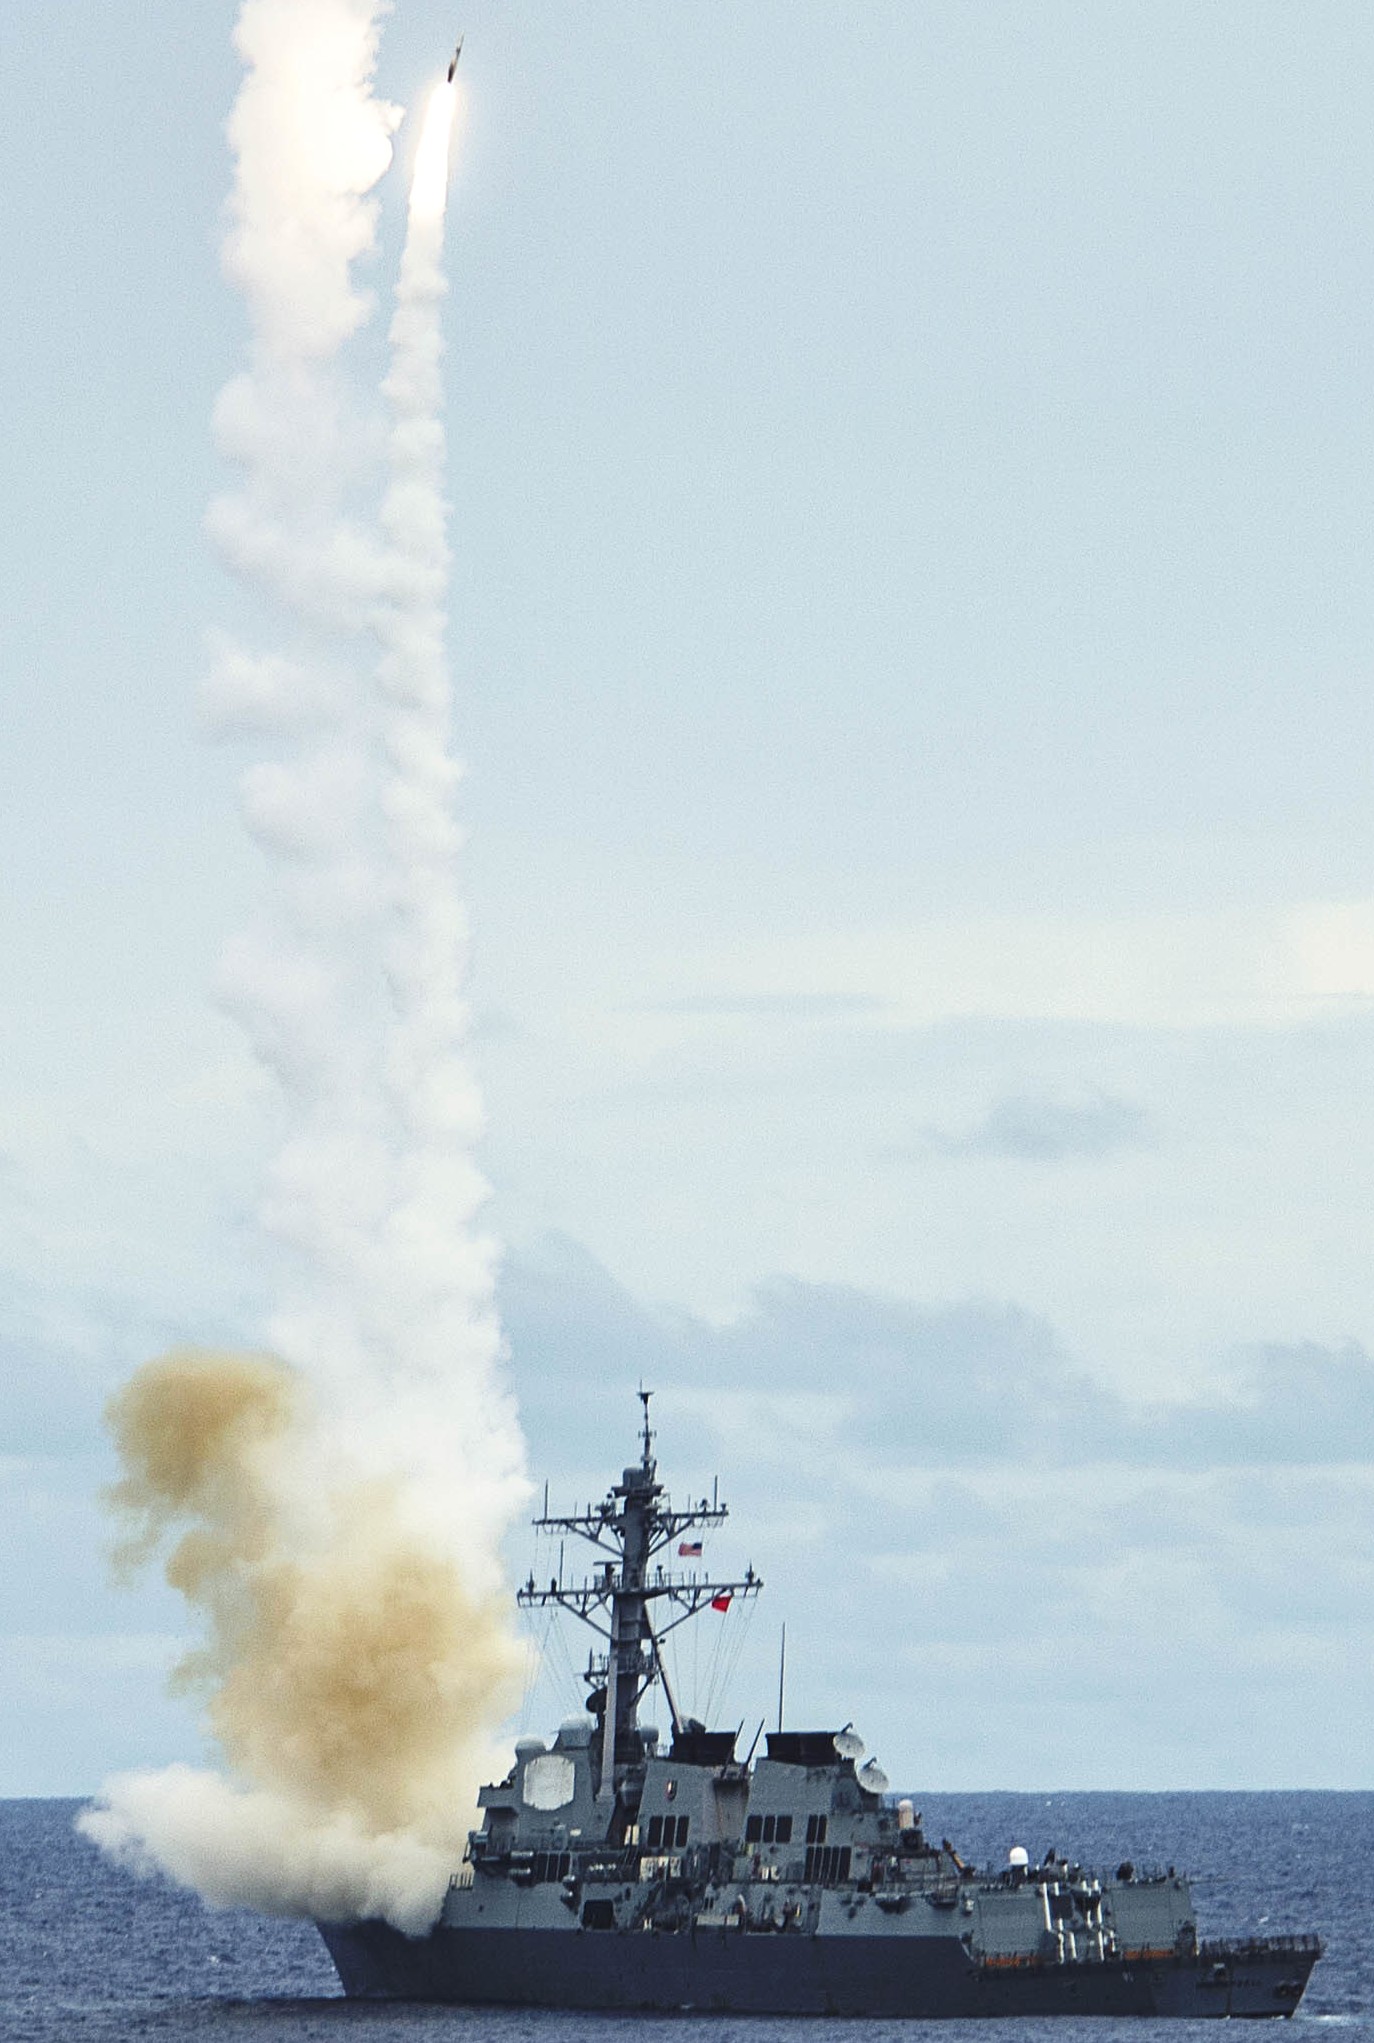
[447,36,463,83]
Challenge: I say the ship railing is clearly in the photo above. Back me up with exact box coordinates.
[977,1931,1322,1978]
[447,1869,474,1891]
[1198,1934,1323,1961]
[580,1848,641,1885]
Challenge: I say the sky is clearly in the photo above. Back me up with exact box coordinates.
[4,0,1374,1795]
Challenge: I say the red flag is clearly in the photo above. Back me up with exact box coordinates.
[711,1592,732,1613]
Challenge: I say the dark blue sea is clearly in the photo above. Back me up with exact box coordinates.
[3,1794,1369,2040]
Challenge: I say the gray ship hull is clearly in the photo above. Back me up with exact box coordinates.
[318,1919,1320,2019]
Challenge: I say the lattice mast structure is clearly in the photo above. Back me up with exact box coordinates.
[519,1392,761,1802]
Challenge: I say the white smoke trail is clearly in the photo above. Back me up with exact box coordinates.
[81,6,526,1930]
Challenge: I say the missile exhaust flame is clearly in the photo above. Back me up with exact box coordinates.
[410,82,458,226]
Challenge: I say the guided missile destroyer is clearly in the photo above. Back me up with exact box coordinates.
[318,1398,1322,2017]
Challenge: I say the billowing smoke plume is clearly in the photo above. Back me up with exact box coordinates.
[80,3,526,1930]
[83,1349,520,1928]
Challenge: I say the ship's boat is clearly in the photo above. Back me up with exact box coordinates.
[317,1398,1322,2017]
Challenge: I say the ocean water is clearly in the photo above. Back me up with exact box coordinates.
[2,1792,1369,2041]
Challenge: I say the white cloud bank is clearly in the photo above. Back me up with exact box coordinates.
[660,899,1374,1032]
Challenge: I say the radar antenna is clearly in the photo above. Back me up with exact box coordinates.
[518,1396,762,1802]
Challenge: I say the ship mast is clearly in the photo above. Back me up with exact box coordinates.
[518,1391,761,1801]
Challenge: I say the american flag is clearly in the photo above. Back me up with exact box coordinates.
[678,1539,703,1558]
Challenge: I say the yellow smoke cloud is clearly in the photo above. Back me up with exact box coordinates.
[106,1347,294,1573]
[211,1485,521,1831]
[87,1348,524,1924]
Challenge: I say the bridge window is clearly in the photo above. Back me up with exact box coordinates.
[806,1814,828,1845]
[804,1844,852,1885]
[746,1814,794,1847]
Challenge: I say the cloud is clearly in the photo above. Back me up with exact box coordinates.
[696,1276,1108,1464]
[500,1239,1374,1475]
[633,993,887,1020]
[495,1240,1374,1784]
[661,899,1374,1031]
[919,1089,1152,1161]
[500,1240,1109,1475]
[1134,1341,1374,1468]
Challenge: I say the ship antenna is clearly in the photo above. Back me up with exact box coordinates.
[518,1396,763,1799]
[777,1621,787,1733]
[642,1605,684,1738]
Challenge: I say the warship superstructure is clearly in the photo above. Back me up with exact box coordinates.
[318,1397,1322,2017]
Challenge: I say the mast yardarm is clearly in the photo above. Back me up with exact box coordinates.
[518,1391,761,1799]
